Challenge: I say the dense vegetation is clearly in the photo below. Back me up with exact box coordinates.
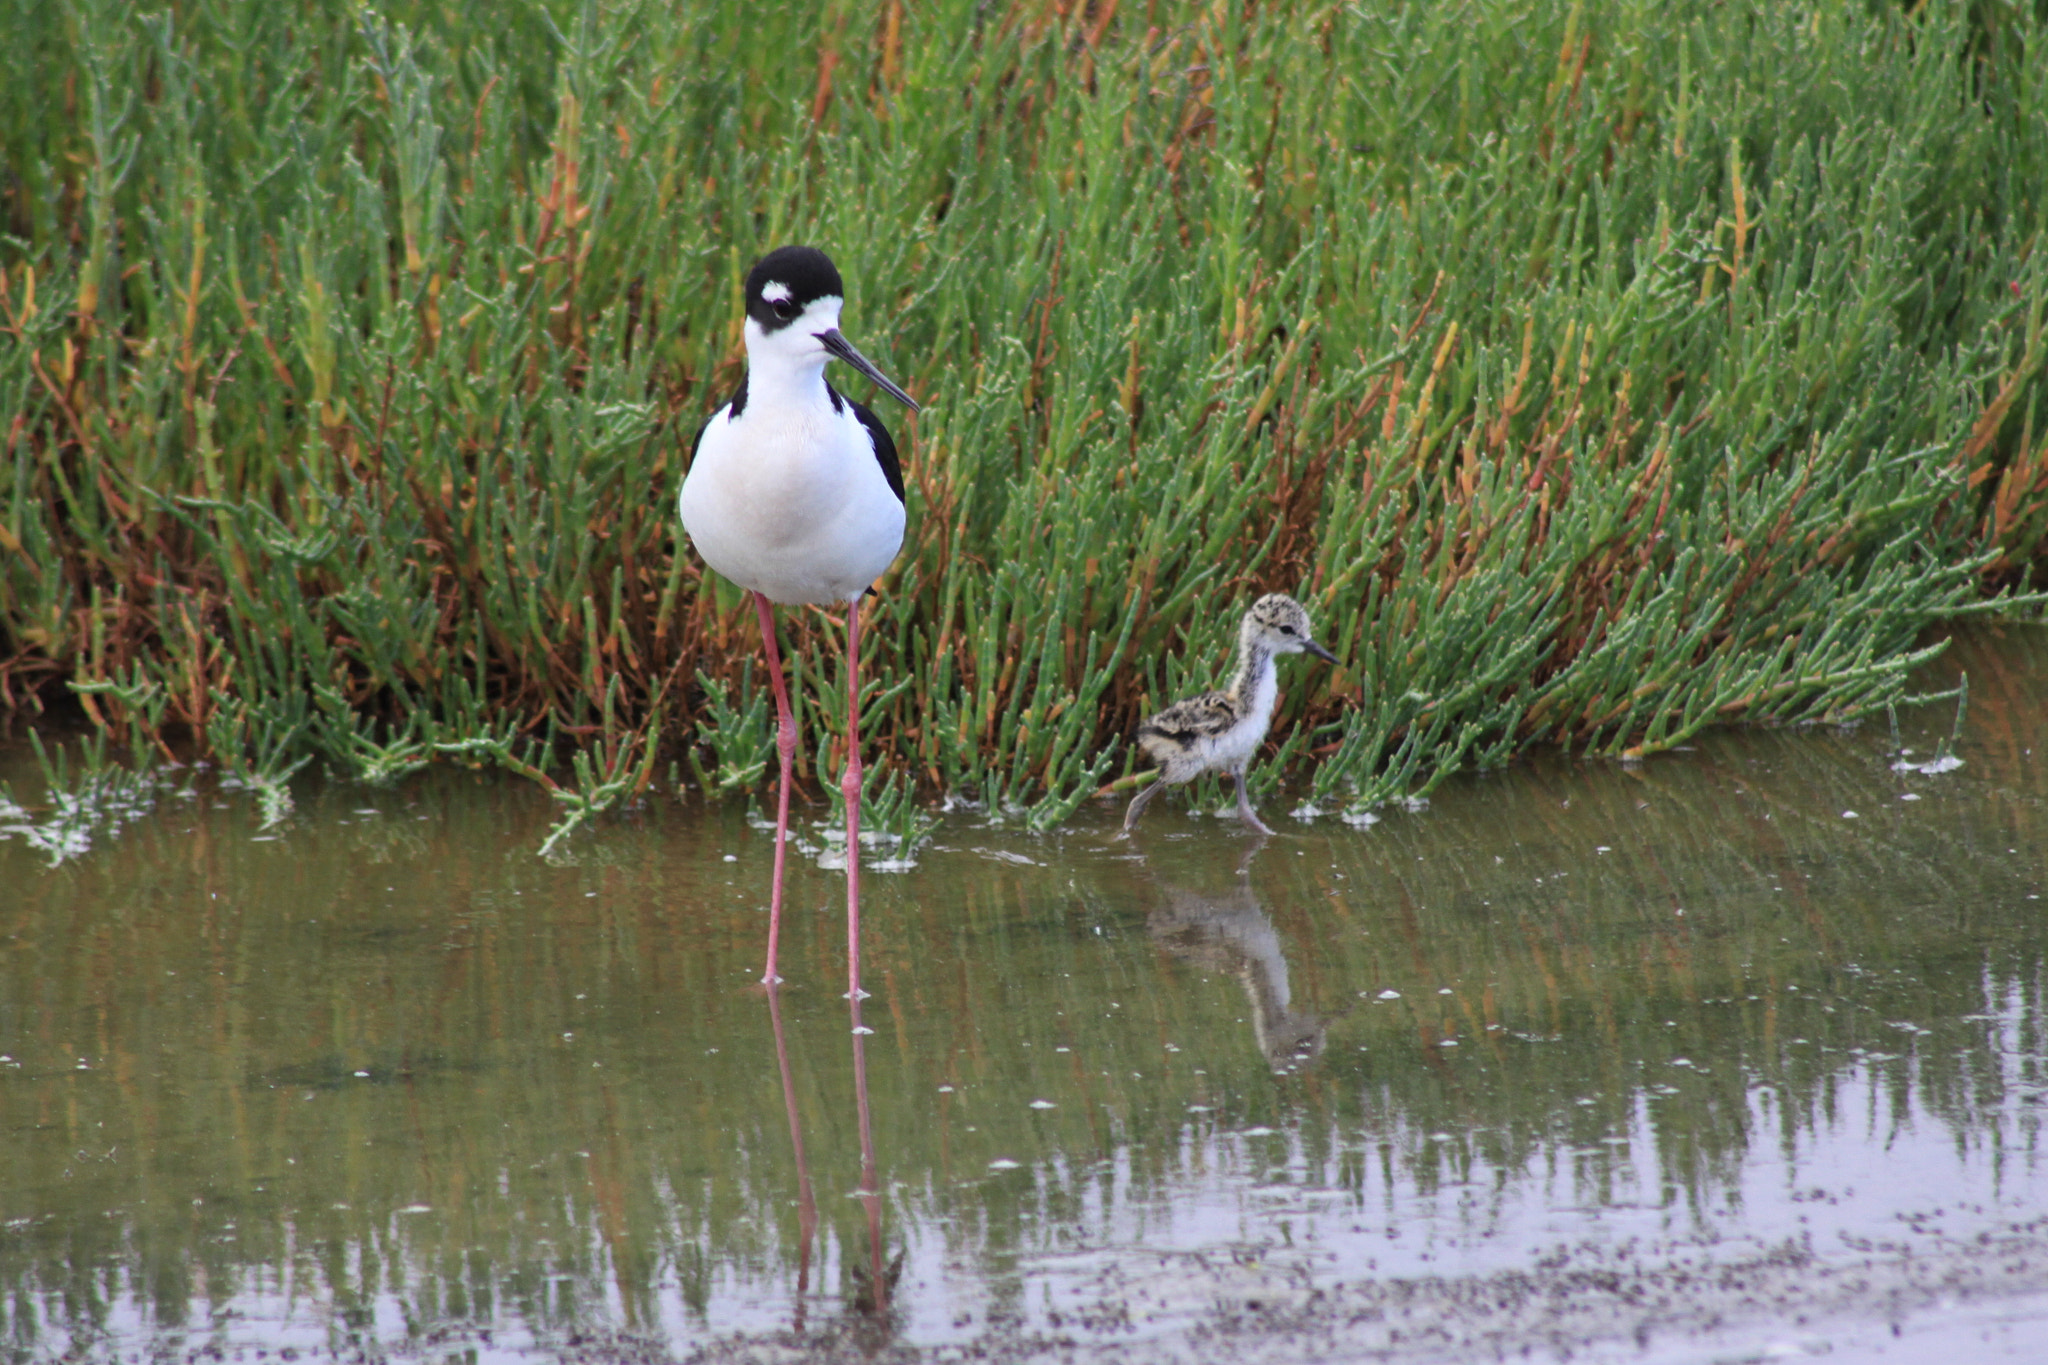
[3,0,2046,837]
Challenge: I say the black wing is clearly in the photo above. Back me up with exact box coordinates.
[848,394,906,504]
[687,376,748,471]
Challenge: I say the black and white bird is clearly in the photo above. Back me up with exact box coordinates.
[1123,594,1337,836]
[678,245,917,991]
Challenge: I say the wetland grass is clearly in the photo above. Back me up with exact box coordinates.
[3,0,2047,842]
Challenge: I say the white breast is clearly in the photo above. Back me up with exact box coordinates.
[679,399,905,606]
[1198,676,1278,773]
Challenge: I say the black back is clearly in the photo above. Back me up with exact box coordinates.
[687,374,746,471]
[846,389,906,504]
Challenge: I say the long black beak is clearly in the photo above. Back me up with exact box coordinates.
[1305,640,1339,665]
[819,329,918,411]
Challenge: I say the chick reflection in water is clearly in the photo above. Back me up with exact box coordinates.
[1145,839,1334,1075]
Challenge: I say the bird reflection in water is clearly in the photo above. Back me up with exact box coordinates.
[845,994,902,1317]
[764,987,820,1327]
[764,987,901,1338]
[1145,837,1336,1075]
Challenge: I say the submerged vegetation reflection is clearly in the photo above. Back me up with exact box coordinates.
[0,626,2043,1357]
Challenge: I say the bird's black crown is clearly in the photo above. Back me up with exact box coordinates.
[746,245,845,333]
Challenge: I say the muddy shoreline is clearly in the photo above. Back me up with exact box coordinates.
[662,1220,2048,1364]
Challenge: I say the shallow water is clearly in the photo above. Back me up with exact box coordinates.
[3,625,2046,1362]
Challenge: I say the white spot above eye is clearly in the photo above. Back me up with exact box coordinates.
[760,281,792,304]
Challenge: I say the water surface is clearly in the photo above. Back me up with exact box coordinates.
[3,626,2046,1362]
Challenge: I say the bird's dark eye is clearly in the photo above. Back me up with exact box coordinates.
[771,298,797,320]
[1280,624,1298,636]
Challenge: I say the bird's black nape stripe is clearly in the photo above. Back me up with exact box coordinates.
[746,245,844,334]
[727,373,749,420]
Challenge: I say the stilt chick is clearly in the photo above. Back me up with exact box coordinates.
[1123,594,1337,835]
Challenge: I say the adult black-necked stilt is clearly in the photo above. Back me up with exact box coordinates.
[1123,593,1337,836]
[679,245,917,989]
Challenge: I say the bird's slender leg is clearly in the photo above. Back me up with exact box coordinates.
[1123,775,1166,832]
[842,594,868,1001]
[1233,770,1275,836]
[754,591,798,986]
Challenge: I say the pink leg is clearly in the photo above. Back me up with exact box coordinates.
[843,595,867,1001]
[754,592,797,986]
